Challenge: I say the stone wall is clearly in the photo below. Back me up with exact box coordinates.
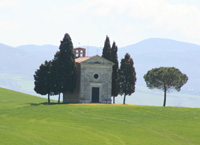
[63,55,113,104]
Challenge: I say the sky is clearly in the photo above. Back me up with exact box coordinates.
[1,0,200,47]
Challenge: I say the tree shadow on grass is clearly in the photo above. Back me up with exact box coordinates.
[29,102,65,106]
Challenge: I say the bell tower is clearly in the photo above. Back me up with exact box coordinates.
[74,47,86,58]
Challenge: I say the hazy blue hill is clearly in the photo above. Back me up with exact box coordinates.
[0,44,58,94]
[117,38,200,107]
[0,43,26,73]
[16,44,58,54]
[0,43,17,52]
[122,38,200,52]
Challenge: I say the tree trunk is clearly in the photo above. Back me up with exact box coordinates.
[58,93,60,104]
[163,89,167,107]
[113,96,115,104]
[63,93,64,103]
[48,93,50,104]
[123,94,126,104]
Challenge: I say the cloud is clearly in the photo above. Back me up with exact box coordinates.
[0,20,19,29]
[75,0,200,43]
[2,0,199,46]
[0,0,20,9]
[148,1,200,40]
[0,0,21,30]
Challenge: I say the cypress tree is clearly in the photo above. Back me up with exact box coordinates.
[34,60,52,103]
[111,42,120,104]
[34,33,76,103]
[119,53,136,104]
[102,35,112,61]
[53,33,77,94]
[50,52,62,103]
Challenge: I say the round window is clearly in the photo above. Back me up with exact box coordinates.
[94,74,99,79]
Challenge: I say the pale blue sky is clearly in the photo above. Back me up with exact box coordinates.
[1,0,200,47]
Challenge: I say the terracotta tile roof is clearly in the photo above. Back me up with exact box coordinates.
[75,57,91,63]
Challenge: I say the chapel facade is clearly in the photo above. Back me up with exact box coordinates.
[63,47,113,104]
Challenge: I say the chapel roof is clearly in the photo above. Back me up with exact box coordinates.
[75,55,114,66]
[75,56,91,63]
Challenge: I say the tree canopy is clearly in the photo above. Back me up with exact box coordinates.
[144,67,188,106]
[111,41,120,104]
[102,35,111,61]
[119,53,136,104]
[52,33,77,94]
[34,60,52,103]
[49,52,63,103]
[34,33,77,103]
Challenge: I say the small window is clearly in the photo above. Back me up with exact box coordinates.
[94,74,99,79]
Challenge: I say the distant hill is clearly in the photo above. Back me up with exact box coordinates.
[0,44,58,74]
[119,38,200,92]
[0,43,58,94]
[0,38,200,107]
[122,38,200,52]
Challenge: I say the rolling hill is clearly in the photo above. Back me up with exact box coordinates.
[0,38,200,107]
[0,87,200,145]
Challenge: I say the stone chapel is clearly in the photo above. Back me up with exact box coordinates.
[63,47,113,104]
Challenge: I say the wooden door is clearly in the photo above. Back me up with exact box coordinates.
[92,87,99,103]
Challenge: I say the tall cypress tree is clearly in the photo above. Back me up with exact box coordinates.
[50,52,62,103]
[102,35,111,61]
[111,42,120,104]
[34,60,52,103]
[34,33,76,103]
[119,53,136,104]
[53,33,77,95]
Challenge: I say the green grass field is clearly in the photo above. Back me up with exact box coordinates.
[0,87,200,145]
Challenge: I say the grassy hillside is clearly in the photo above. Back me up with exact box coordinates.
[0,87,200,145]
